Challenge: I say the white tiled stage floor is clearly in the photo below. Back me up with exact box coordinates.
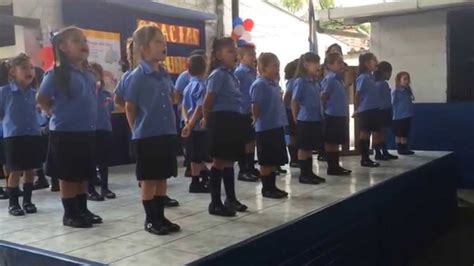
[0,151,449,265]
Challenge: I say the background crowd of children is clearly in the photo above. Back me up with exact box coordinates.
[0,25,415,236]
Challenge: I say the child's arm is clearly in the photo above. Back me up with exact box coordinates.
[114,95,125,107]
[202,92,215,129]
[181,105,189,124]
[125,101,136,129]
[291,100,300,123]
[283,90,292,106]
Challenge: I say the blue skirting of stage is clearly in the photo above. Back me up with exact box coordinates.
[190,153,458,266]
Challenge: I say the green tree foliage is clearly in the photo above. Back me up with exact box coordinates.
[280,0,303,13]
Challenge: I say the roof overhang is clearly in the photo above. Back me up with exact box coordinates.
[104,0,217,21]
[317,0,474,24]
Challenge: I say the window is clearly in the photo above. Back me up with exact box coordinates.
[0,2,15,47]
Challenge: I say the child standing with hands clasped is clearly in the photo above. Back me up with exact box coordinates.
[37,27,102,228]
[181,55,210,193]
[124,25,180,235]
[291,53,326,185]
[0,53,42,216]
[250,53,288,198]
[392,71,415,155]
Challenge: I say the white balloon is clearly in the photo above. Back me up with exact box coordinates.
[241,31,252,42]
[233,25,245,36]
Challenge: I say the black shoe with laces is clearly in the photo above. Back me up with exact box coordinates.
[208,202,236,217]
[224,199,248,212]
[361,159,380,167]
[164,196,179,207]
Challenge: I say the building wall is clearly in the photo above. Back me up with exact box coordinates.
[371,10,447,103]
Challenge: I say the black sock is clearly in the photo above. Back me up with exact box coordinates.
[87,182,96,194]
[99,165,109,191]
[222,167,236,202]
[191,176,200,185]
[261,174,271,191]
[210,167,223,205]
[142,199,155,223]
[306,158,314,175]
[36,168,46,182]
[153,196,166,221]
[62,197,76,218]
[374,143,383,156]
[76,193,88,215]
[238,156,247,174]
[299,159,308,176]
[359,139,370,161]
[288,146,297,162]
[246,153,255,170]
[7,187,20,207]
[397,143,403,151]
[23,183,33,204]
[381,142,389,155]
[326,152,338,170]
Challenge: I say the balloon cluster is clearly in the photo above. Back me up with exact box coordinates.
[232,17,254,47]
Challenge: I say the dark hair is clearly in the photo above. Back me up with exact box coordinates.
[324,52,342,66]
[395,71,414,98]
[358,52,376,75]
[90,62,104,88]
[0,60,9,86]
[51,26,84,96]
[284,59,298,80]
[374,61,392,81]
[190,49,206,57]
[237,44,255,57]
[187,55,207,76]
[295,52,320,78]
[210,37,235,71]
[325,43,343,56]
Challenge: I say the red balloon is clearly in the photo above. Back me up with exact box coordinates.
[39,46,54,71]
[243,19,254,31]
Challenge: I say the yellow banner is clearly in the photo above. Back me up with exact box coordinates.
[164,56,187,75]
[137,19,200,46]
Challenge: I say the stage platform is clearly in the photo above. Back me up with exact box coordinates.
[0,151,457,265]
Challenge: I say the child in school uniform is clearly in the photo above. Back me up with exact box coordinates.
[181,55,210,193]
[88,63,116,201]
[234,44,260,182]
[0,61,7,199]
[250,52,289,198]
[283,59,300,168]
[115,38,180,208]
[355,53,383,167]
[0,53,42,216]
[124,25,181,235]
[291,52,326,185]
[374,61,398,160]
[392,71,415,155]
[321,53,352,176]
[37,27,102,228]
[203,37,248,217]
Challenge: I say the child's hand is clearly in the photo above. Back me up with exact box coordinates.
[200,119,207,129]
[181,126,191,138]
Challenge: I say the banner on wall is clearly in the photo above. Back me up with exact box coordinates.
[137,19,200,75]
[82,29,122,93]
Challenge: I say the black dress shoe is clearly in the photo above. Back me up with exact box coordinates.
[164,196,179,207]
[88,191,105,201]
[189,182,209,193]
[237,172,259,182]
[361,160,380,167]
[327,167,352,176]
[299,175,324,185]
[385,153,399,160]
[375,154,391,161]
[9,205,25,216]
[398,149,415,155]
[208,203,236,217]
[63,216,92,228]
[248,168,260,178]
[311,173,326,183]
[23,202,37,214]
[101,189,116,199]
[262,189,287,199]
[162,218,181,233]
[224,199,248,212]
[82,210,103,224]
[33,179,49,190]
[144,221,169,235]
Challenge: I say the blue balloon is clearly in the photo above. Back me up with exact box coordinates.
[233,17,243,27]
[237,39,247,47]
